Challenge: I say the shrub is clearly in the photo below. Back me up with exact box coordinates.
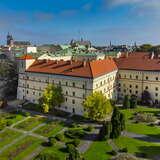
[110,150,117,156]
[48,137,56,146]
[34,152,60,160]
[65,128,85,139]
[6,120,13,126]
[0,118,7,130]
[55,134,64,142]
[84,126,93,132]
[119,147,128,153]
[66,139,81,147]
[23,112,30,117]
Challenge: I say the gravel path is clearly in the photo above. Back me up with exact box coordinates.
[122,131,160,143]
[78,124,101,153]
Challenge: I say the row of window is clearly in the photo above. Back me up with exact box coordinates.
[119,74,159,81]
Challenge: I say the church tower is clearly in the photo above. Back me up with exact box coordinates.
[7,32,14,46]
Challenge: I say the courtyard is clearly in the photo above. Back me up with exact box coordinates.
[0,106,160,160]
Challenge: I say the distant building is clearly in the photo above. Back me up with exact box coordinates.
[70,38,91,48]
[6,33,31,48]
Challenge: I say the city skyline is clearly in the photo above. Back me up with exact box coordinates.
[0,0,160,45]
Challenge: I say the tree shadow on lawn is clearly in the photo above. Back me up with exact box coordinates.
[146,133,160,140]
[135,146,160,159]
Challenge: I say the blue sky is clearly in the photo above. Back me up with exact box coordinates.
[0,0,160,45]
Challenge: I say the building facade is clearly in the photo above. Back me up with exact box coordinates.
[17,56,118,115]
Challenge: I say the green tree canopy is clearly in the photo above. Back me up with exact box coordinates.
[40,84,64,113]
[123,95,130,109]
[83,91,113,121]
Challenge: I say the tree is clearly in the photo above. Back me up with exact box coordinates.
[34,152,60,160]
[137,44,153,52]
[40,84,64,113]
[83,91,113,121]
[130,95,137,109]
[123,95,130,109]
[142,90,153,106]
[0,61,18,98]
[99,121,112,140]
[110,107,125,139]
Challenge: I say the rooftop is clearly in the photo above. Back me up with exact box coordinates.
[114,52,160,71]
[27,59,117,78]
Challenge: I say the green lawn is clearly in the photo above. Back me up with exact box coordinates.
[115,136,160,159]
[34,120,65,137]
[0,136,42,160]
[121,106,160,138]
[84,141,112,160]
[0,129,22,149]
[14,116,46,131]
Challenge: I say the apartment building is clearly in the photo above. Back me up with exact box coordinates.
[17,55,118,115]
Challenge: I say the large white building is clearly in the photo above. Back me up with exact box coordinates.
[17,55,118,115]
[17,52,160,115]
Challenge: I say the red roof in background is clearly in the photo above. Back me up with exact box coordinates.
[114,52,160,71]
[18,55,34,60]
[26,59,117,78]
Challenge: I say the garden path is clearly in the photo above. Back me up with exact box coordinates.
[122,131,160,143]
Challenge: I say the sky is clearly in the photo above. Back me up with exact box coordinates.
[0,0,160,45]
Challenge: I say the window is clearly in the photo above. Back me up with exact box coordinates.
[100,81,102,86]
[136,85,138,89]
[129,90,132,93]
[145,86,148,90]
[135,91,138,94]
[27,84,29,88]
[73,92,75,96]
[155,87,158,91]
[124,89,126,93]
[66,82,68,86]
[73,82,75,87]
[66,91,68,95]
[130,75,132,79]
[59,81,61,85]
[39,93,41,96]
[82,84,85,89]
[130,85,132,88]
[119,74,121,78]
[26,90,29,94]
[33,92,35,95]
[156,77,158,81]
[65,98,67,102]
[72,99,75,104]
[118,83,121,87]
[136,75,138,80]
[155,93,158,97]
[146,76,148,80]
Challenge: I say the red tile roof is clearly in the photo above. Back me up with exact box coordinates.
[18,55,34,60]
[26,59,118,78]
[114,52,160,71]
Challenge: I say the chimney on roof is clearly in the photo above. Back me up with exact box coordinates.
[126,52,129,58]
[83,61,87,67]
[151,52,154,59]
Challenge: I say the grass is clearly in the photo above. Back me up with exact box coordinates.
[40,143,67,160]
[84,141,112,160]
[120,106,160,138]
[0,136,42,160]
[14,116,46,131]
[115,136,160,159]
[0,129,22,149]
[34,120,65,137]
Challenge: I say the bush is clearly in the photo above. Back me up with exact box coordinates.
[66,139,80,147]
[6,120,13,126]
[23,112,30,117]
[34,152,60,160]
[110,150,117,156]
[84,126,93,132]
[0,118,7,130]
[119,147,128,153]
[55,134,64,142]
[65,128,86,139]
[48,137,56,146]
